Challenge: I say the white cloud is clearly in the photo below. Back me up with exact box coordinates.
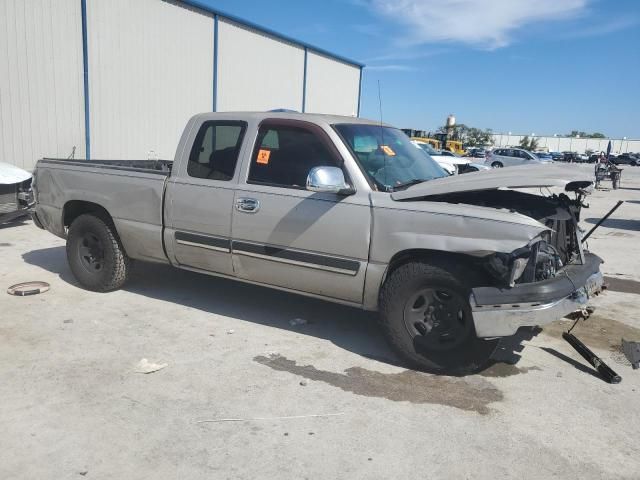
[366,0,588,48]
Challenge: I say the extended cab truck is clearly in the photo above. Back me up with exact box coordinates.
[32,112,603,374]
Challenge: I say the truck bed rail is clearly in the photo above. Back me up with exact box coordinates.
[39,158,172,175]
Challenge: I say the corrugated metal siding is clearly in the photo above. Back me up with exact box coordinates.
[0,0,85,171]
[216,19,304,112]
[305,52,360,116]
[491,134,640,154]
[86,0,213,160]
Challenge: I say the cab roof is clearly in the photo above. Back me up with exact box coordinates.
[191,111,390,127]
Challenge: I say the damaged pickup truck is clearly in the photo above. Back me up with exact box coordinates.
[32,112,602,374]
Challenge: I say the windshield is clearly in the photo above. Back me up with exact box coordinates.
[334,124,447,191]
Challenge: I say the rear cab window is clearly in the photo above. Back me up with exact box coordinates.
[187,121,247,181]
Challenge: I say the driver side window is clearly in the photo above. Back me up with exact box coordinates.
[248,123,341,189]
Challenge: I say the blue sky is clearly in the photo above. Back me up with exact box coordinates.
[203,0,639,138]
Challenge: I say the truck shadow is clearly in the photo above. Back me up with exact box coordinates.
[22,246,537,376]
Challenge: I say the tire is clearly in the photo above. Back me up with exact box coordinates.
[66,214,130,292]
[379,261,498,375]
[491,161,503,168]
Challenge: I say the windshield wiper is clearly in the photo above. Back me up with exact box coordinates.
[391,178,430,191]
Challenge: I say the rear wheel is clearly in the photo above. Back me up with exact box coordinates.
[379,261,498,375]
[66,214,130,292]
[491,161,503,168]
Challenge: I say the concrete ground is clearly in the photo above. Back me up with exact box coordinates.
[1,164,639,480]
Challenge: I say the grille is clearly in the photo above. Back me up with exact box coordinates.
[0,185,19,214]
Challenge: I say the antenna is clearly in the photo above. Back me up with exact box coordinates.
[377,80,388,190]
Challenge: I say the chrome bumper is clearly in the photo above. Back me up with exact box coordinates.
[471,271,604,338]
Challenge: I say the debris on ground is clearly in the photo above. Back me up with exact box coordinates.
[226,329,235,335]
[63,319,73,324]
[622,339,640,369]
[195,412,344,423]
[289,318,307,326]
[7,281,50,296]
[134,358,168,374]
[300,379,308,386]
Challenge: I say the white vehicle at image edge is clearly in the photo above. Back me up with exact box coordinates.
[486,148,552,168]
[0,162,33,223]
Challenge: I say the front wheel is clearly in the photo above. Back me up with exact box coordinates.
[491,161,503,168]
[379,261,498,375]
[66,214,131,292]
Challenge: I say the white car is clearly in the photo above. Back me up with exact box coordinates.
[0,162,33,223]
[485,148,551,168]
[411,141,489,174]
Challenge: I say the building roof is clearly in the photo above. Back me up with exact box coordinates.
[178,0,364,68]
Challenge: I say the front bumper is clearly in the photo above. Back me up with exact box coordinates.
[471,252,604,337]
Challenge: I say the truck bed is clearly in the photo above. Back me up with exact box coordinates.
[34,157,171,264]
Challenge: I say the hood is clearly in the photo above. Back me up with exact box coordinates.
[0,162,32,184]
[391,163,592,201]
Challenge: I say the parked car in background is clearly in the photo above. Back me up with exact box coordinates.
[464,148,486,158]
[0,163,33,224]
[563,152,580,163]
[535,152,553,161]
[612,153,638,166]
[458,162,491,174]
[550,152,564,161]
[485,148,549,168]
[411,140,481,175]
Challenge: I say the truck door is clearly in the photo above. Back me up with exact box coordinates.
[230,119,370,304]
[164,120,248,276]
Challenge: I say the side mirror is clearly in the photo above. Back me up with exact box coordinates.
[306,166,353,195]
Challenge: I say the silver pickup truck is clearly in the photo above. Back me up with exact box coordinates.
[32,112,603,374]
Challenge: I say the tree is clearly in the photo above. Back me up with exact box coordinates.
[566,130,606,138]
[519,136,539,151]
[437,123,494,147]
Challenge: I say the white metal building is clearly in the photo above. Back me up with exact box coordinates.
[491,134,640,155]
[0,0,364,171]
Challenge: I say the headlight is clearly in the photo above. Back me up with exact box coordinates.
[485,246,531,287]
[509,257,529,286]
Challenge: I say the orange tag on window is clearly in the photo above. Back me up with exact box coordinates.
[257,149,271,164]
[380,145,396,156]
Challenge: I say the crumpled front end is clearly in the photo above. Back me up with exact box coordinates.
[471,252,603,337]
[467,190,604,337]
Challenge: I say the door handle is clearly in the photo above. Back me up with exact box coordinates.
[236,197,260,213]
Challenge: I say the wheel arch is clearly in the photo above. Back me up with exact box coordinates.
[63,200,115,229]
[384,248,485,284]
[364,248,490,311]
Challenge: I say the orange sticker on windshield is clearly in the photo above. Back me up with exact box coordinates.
[381,145,396,156]
[257,149,271,164]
